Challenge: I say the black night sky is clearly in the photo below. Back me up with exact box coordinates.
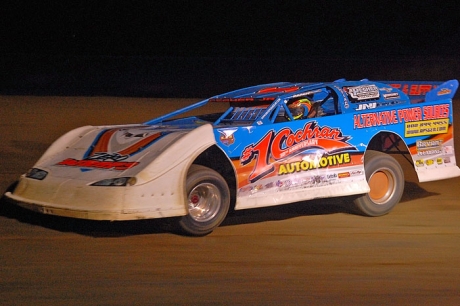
[1,1,459,96]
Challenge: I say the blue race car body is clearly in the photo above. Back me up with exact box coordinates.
[5,79,460,235]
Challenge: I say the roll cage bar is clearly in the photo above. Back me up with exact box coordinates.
[143,82,331,126]
[213,83,337,125]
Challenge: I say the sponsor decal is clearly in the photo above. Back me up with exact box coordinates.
[444,146,454,154]
[416,139,443,148]
[85,128,163,159]
[57,158,139,171]
[218,128,237,146]
[312,175,326,184]
[380,87,394,93]
[399,107,423,121]
[57,128,164,170]
[290,89,323,99]
[251,184,263,194]
[416,140,443,156]
[334,85,350,109]
[354,110,399,128]
[354,104,450,130]
[350,170,364,176]
[278,153,351,175]
[383,93,400,100]
[87,152,129,162]
[355,103,377,111]
[257,85,300,94]
[390,83,435,96]
[240,186,252,193]
[405,119,448,137]
[344,85,380,101]
[423,104,450,120]
[276,178,313,191]
[355,100,403,111]
[437,88,452,96]
[210,97,273,103]
[240,122,356,183]
[241,171,347,194]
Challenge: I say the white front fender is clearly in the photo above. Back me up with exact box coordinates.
[134,123,217,209]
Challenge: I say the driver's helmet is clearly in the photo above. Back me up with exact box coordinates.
[285,98,313,120]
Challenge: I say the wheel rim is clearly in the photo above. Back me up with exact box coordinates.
[368,169,395,205]
[187,183,221,222]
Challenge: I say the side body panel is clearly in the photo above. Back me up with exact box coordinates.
[214,81,460,210]
[215,114,369,210]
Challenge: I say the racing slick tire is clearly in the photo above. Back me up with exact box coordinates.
[179,165,230,236]
[353,150,404,217]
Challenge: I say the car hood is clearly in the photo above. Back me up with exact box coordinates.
[33,123,205,183]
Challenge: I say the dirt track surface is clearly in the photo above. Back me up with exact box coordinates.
[1,96,460,305]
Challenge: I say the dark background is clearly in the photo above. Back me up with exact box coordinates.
[1,1,459,97]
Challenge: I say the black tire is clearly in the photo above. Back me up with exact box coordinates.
[353,150,404,216]
[178,165,230,236]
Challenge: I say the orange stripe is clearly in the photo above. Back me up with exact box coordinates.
[118,133,161,156]
[90,129,117,156]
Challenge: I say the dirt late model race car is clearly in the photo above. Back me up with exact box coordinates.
[5,79,460,236]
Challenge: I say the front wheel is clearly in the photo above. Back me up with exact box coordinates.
[353,150,404,216]
[178,165,230,236]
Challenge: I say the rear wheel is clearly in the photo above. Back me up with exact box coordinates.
[353,150,404,216]
[179,165,230,236]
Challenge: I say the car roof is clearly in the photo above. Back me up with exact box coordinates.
[208,82,322,103]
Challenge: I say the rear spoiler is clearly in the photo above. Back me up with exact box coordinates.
[379,79,458,102]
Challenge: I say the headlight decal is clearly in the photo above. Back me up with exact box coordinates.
[26,168,48,180]
[90,177,137,187]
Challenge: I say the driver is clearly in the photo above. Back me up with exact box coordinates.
[285,98,314,120]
